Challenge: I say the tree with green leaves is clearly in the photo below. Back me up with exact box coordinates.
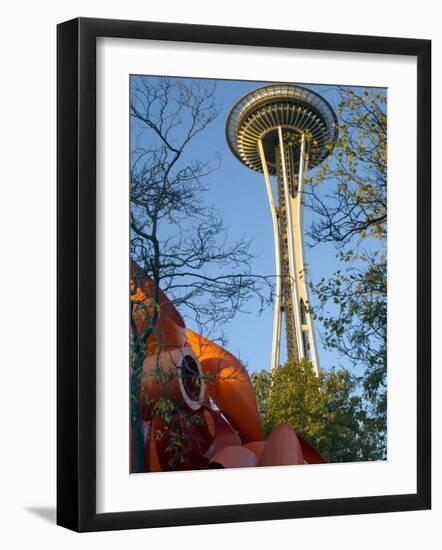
[252,359,384,463]
[305,86,387,456]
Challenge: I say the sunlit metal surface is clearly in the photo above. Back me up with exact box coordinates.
[226,84,338,374]
[226,84,338,174]
[130,269,327,472]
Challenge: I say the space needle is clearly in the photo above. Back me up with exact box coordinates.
[226,84,338,373]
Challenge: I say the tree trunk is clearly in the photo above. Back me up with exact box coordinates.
[131,352,145,473]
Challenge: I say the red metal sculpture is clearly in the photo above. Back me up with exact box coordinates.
[131,270,325,472]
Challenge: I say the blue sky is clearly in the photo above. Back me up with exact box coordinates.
[130,76,386,375]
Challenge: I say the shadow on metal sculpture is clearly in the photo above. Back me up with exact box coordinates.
[131,269,325,473]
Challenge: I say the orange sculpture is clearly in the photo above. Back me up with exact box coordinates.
[130,269,326,472]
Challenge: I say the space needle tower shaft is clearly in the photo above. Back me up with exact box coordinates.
[226,85,338,374]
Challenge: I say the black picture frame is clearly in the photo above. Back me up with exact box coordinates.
[57,17,431,532]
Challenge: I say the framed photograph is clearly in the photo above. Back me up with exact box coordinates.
[57,17,431,532]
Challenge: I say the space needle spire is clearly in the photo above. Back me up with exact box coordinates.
[226,84,338,373]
